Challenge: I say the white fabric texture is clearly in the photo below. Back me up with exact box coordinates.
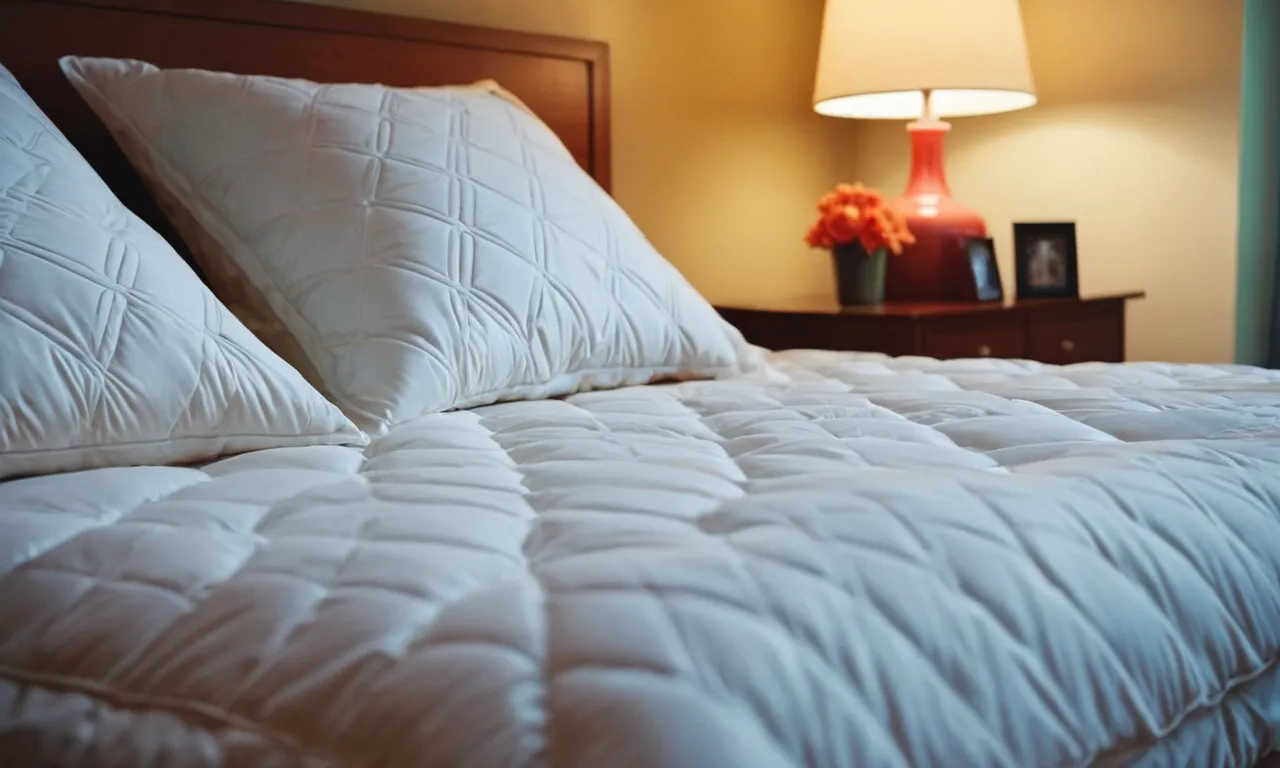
[60,57,748,433]
[0,64,364,481]
[2,350,1279,766]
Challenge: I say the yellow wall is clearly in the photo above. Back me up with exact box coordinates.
[296,0,841,303]
[844,0,1245,363]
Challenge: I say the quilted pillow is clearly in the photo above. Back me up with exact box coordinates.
[61,58,749,433]
[0,64,364,480]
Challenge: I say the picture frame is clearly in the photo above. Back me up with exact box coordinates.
[1013,222,1079,299]
[963,236,1003,302]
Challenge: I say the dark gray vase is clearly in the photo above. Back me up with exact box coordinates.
[833,242,887,307]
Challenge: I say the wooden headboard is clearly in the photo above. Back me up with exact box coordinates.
[0,0,611,252]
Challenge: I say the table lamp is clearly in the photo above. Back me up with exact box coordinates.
[813,0,1037,302]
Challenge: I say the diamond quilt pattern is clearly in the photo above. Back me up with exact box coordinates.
[0,64,364,480]
[61,58,747,434]
[3,351,1280,766]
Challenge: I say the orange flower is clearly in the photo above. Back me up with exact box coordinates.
[803,221,834,249]
[823,205,862,242]
[804,181,914,256]
[847,183,885,209]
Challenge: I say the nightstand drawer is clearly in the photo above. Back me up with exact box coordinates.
[1029,310,1122,363]
[922,318,1026,360]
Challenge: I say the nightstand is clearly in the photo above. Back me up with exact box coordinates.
[716,292,1145,363]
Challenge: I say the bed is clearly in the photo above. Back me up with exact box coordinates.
[2,1,1280,766]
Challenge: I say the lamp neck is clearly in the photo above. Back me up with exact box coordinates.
[922,88,939,122]
[902,118,953,197]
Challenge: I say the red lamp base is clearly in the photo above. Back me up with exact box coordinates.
[885,120,986,303]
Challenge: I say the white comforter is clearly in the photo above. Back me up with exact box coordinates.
[3,350,1280,767]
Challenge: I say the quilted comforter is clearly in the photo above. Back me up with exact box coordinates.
[3,350,1280,767]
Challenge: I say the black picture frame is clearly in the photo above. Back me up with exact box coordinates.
[1013,221,1075,299]
[963,236,1003,302]
[1014,222,1079,299]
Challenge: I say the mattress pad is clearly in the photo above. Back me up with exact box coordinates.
[3,350,1280,766]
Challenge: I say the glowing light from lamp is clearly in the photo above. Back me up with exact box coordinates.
[815,89,1038,120]
[813,0,1037,122]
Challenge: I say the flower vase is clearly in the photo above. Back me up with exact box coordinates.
[833,242,887,307]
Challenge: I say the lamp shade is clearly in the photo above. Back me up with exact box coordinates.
[813,0,1036,119]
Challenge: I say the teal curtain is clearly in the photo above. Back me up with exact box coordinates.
[1237,0,1280,367]
[1270,188,1280,367]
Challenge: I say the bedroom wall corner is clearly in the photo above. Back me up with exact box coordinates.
[836,0,1246,364]
[286,0,842,306]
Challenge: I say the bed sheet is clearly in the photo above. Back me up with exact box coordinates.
[3,350,1280,766]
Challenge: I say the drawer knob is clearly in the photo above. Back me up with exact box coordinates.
[1061,339,1076,352]
[977,345,992,357]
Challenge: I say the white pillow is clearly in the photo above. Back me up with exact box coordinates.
[0,64,364,480]
[60,57,748,433]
